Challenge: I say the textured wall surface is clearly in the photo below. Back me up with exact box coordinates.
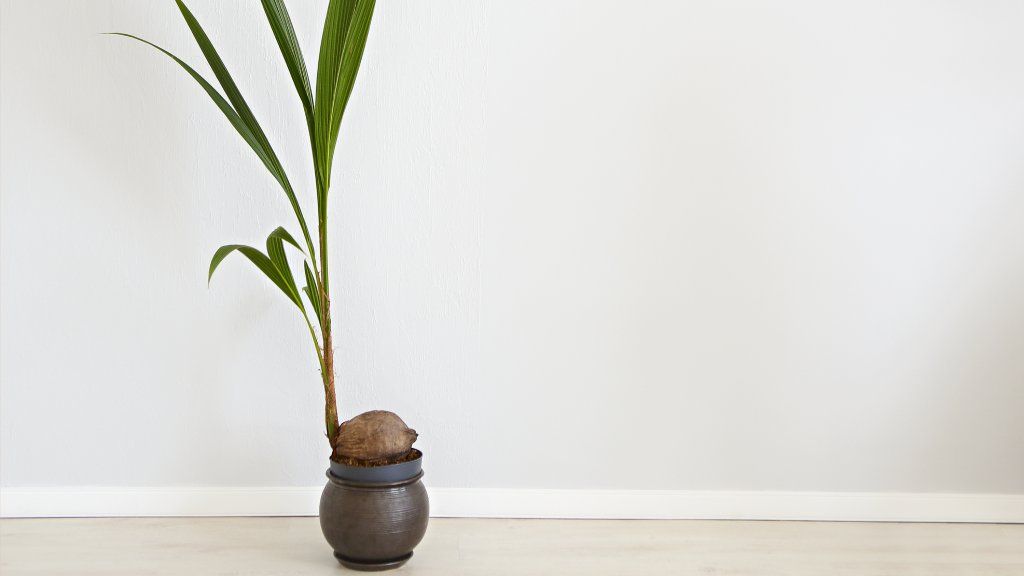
[2,0,1022,493]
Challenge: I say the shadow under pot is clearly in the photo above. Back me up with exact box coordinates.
[319,450,429,571]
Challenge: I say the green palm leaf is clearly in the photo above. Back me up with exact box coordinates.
[261,0,324,198]
[303,261,322,323]
[267,226,304,254]
[315,0,355,180]
[266,231,300,297]
[111,27,317,265]
[209,244,302,308]
[260,0,314,134]
[173,0,317,263]
[108,34,273,177]
[314,0,376,187]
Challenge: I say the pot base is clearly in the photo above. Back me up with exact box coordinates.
[334,551,413,572]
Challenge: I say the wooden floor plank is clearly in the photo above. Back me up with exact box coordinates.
[2,517,1022,575]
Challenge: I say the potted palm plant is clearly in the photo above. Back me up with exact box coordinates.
[113,0,427,570]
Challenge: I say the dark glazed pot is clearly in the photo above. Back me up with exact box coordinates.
[319,452,429,571]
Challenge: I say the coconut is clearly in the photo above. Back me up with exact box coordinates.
[333,410,418,462]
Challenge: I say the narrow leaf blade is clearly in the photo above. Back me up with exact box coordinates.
[208,243,302,308]
[268,226,304,254]
[108,34,268,170]
[110,31,315,261]
[175,1,273,160]
[173,1,316,261]
[266,233,300,298]
[303,261,322,321]
[324,0,376,169]
[313,0,357,181]
[260,0,314,129]
[209,244,240,283]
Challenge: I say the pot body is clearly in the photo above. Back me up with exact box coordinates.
[319,456,429,571]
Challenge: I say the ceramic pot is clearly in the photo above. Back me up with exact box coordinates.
[319,451,428,571]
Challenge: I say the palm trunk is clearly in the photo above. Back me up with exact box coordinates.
[319,174,339,450]
[322,299,339,450]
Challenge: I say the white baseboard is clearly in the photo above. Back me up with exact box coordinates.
[2,486,1021,523]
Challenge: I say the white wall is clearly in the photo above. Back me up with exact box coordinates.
[2,0,1022,502]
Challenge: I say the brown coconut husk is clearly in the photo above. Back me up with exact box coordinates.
[332,410,418,464]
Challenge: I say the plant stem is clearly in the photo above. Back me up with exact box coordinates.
[317,174,339,450]
[322,298,338,448]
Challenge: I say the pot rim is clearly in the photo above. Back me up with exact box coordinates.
[328,450,423,485]
[326,469,423,489]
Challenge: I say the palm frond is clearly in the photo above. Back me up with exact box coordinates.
[209,243,303,309]
[174,1,317,262]
[314,0,376,187]
[260,0,315,134]
[303,261,323,323]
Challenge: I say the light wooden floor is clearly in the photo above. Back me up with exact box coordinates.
[1,517,1022,575]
